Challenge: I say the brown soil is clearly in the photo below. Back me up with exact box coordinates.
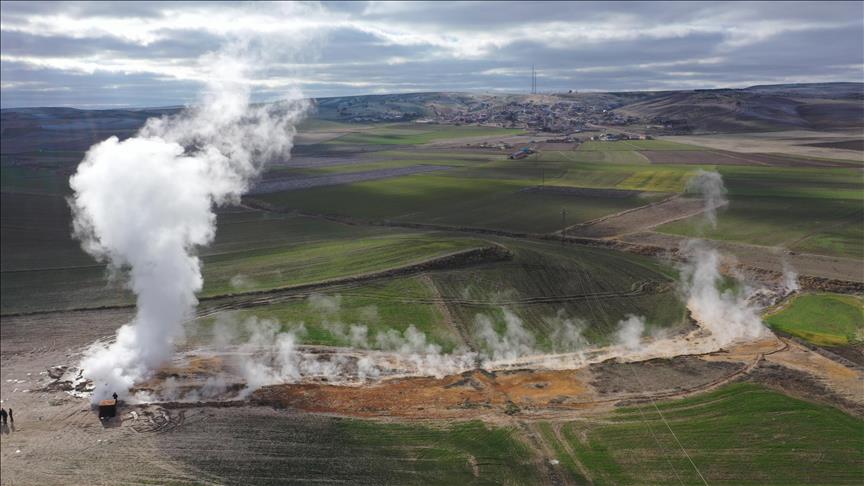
[252,368,599,420]
[249,338,844,421]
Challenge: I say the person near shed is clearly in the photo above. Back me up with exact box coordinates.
[112,392,118,401]
[8,408,12,423]
[0,408,6,425]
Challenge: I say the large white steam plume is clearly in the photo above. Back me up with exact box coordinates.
[70,47,308,402]
[678,240,769,344]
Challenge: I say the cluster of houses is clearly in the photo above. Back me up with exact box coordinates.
[433,97,639,132]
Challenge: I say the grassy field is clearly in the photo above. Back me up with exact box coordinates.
[527,150,696,192]
[543,383,864,485]
[765,293,864,345]
[657,195,863,258]
[332,124,524,145]
[200,233,485,296]
[0,166,72,195]
[654,163,864,257]
[162,414,542,485]
[255,173,666,233]
[0,197,486,313]
[193,276,460,351]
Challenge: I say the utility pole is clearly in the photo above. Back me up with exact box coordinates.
[531,64,535,94]
[561,208,567,242]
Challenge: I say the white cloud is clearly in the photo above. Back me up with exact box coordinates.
[1,1,861,106]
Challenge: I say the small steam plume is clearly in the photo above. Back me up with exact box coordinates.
[615,315,646,351]
[475,310,536,363]
[686,170,728,228]
[781,261,800,293]
[70,45,308,402]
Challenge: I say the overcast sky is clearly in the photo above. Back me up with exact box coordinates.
[1,1,862,108]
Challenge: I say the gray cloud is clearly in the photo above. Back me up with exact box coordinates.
[1,1,862,107]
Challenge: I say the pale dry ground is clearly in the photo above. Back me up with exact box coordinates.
[663,130,864,162]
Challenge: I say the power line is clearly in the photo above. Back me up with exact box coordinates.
[627,366,710,486]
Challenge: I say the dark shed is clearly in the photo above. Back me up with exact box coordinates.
[98,399,117,419]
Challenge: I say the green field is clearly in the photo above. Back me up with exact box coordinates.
[0,196,487,314]
[200,233,485,296]
[193,276,460,351]
[255,174,667,233]
[163,415,542,485]
[543,383,864,485]
[765,293,864,346]
[332,124,524,145]
[527,150,696,192]
[657,195,864,258]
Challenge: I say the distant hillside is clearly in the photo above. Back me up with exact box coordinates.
[2,84,862,157]
[614,83,864,133]
[310,83,863,133]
